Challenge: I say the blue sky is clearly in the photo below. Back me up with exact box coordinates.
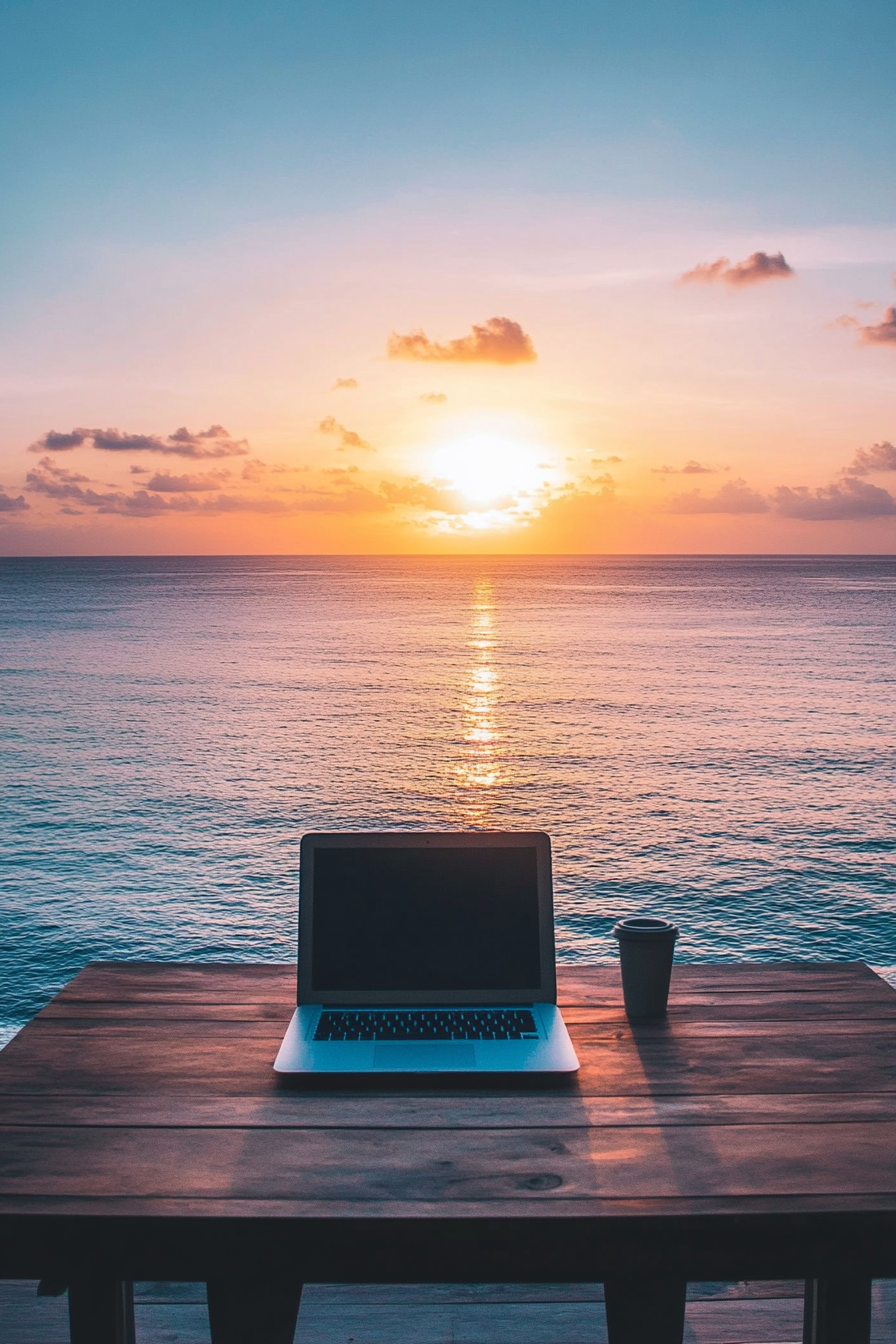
[4,0,894,255]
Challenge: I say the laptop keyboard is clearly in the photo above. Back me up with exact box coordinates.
[313,1007,539,1042]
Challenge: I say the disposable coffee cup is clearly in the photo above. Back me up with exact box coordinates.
[612,917,679,1021]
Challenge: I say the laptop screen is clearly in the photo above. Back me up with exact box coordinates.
[308,843,542,994]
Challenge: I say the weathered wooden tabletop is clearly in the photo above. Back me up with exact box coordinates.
[2,961,896,1297]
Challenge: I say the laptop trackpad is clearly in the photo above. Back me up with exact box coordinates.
[374,1043,476,1070]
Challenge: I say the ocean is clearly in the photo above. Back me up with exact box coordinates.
[2,554,895,1044]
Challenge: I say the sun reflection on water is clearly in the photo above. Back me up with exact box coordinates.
[454,577,506,823]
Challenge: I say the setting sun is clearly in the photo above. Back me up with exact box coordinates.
[429,434,552,508]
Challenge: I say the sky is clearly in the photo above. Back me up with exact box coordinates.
[1,0,895,554]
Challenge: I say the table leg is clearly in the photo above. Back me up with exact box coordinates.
[206,1277,303,1344]
[603,1276,687,1344]
[803,1275,872,1344]
[68,1279,135,1344]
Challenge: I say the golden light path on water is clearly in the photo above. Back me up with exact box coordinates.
[454,576,505,825]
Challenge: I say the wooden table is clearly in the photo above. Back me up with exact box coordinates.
[2,962,896,1344]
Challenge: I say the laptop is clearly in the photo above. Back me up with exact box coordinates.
[274,830,579,1075]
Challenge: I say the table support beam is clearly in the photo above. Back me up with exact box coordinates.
[803,1275,872,1344]
[68,1279,135,1344]
[206,1277,303,1344]
[603,1276,687,1344]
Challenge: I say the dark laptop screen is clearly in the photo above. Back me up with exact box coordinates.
[309,845,541,992]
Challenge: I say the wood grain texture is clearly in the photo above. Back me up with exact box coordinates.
[4,962,896,1284]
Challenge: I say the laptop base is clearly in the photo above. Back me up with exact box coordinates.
[274,1002,579,1074]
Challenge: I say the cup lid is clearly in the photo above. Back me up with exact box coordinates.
[612,916,679,941]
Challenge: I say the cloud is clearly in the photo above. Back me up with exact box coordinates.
[844,441,896,475]
[286,484,391,514]
[680,251,794,287]
[24,456,287,517]
[387,316,537,364]
[21,454,418,519]
[240,458,267,482]
[145,469,232,493]
[592,455,622,464]
[318,417,374,451]
[773,477,896,520]
[667,478,769,514]
[38,430,89,451]
[653,459,717,475]
[331,378,358,390]
[379,479,469,514]
[857,307,896,345]
[420,392,447,403]
[27,425,249,458]
[0,490,29,514]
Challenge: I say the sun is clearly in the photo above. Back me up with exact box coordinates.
[429,434,548,507]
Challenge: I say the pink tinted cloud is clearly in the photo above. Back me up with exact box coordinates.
[653,459,718,475]
[145,470,232,492]
[844,441,896,475]
[857,307,896,345]
[24,456,284,517]
[331,378,358,390]
[680,251,794,287]
[27,425,249,459]
[0,490,29,514]
[666,479,769,514]
[387,316,537,364]
[773,477,896,520]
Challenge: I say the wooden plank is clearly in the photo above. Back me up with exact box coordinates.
[15,1016,896,1048]
[7,1190,896,1221]
[4,1018,896,1098]
[34,997,896,1025]
[1,1092,894,1130]
[53,964,294,996]
[36,1003,291,1023]
[47,962,890,1006]
[3,1121,896,1204]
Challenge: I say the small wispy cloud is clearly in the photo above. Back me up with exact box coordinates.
[331,378,358,390]
[667,479,769,514]
[27,425,249,459]
[855,307,896,345]
[653,459,718,475]
[318,417,374,452]
[773,477,896,520]
[680,251,794,287]
[592,455,622,465]
[388,316,537,364]
[145,469,232,493]
[0,490,29,514]
[420,392,447,403]
[240,459,267,482]
[843,441,896,475]
[380,479,469,514]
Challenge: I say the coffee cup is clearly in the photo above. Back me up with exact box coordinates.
[612,917,679,1021]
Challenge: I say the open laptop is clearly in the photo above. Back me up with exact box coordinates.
[274,830,579,1075]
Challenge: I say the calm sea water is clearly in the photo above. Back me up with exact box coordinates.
[2,554,896,1042]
